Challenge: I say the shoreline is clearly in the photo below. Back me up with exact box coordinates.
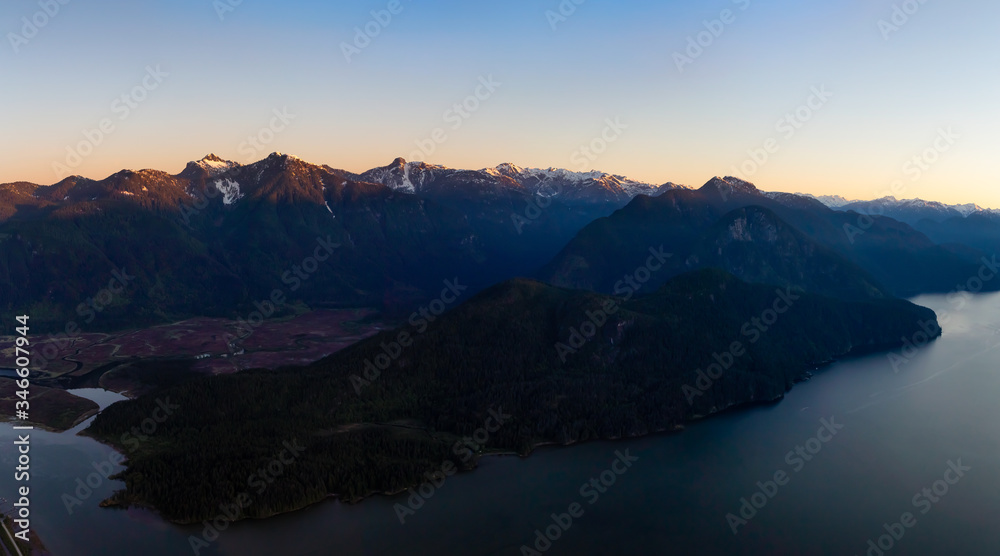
[71,326,940,527]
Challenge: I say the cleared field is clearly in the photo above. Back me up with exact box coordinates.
[0,308,384,396]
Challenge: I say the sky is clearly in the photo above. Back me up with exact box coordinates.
[1,0,998,206]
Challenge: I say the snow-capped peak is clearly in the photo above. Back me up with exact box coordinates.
[488,162,527,178]
[794,192,994,220]
[195,154,239,177]
[264,152,305,166]
[952,203,984,216]
[719,176,759,193]
[794,194,855,208]
[701,176,760,197]
[357,158,680,201]
[358,158,449,193]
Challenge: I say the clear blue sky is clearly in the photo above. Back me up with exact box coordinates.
[2,0,998,206]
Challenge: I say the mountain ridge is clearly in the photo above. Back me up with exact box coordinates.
[541,176,998,299]
[0,154,686,334]
[7,155,993,222]
[1,153,688,213]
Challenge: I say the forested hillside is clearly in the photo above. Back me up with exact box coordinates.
[86,269,938,523]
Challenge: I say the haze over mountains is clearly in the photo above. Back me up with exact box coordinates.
[803,193,1000,262]
[806,194,990,223]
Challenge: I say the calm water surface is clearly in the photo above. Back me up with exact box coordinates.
[3,293,1000,555]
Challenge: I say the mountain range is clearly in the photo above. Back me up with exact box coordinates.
[805,194,989,224]
[804,193,1000,260]
[0,154,683,334]
[542,176,995,299]
[3,155,996,335]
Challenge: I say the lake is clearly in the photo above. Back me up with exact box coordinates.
[3,292,1000,555]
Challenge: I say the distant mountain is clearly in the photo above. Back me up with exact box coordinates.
[86,268,940,524]
[540,189,886,301]
[797,194,1000,253]
[0,154,677,333]
[799,193,852,208]
[348,158,688,277]
[916,211,1000,254]
[839,197,980,226]
[804,194,989,226]
[542,177,996,299]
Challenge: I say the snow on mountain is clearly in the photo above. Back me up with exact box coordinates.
[800,194,853,208]
[359,158,449,193]
[773,189,997,219]
[17,151,997,224]
[481,163,682,200]
[213,178,243,205]
[953,203,985,217]
[194,154,240,177]
[836,197,966,224]
[355,158,682,204]
[787,193,993,224]
[718,176,759,195]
